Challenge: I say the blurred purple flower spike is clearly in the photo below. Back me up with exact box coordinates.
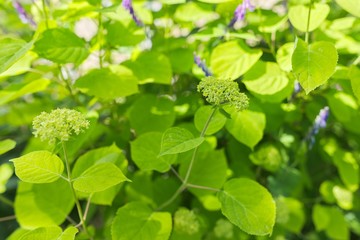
[122,0,143,27]
[194,53,212,77]
[307,106,330,149]
[13,1,37,27]
[228,0,255,28]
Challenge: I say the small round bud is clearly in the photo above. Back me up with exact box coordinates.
[197,76,249,111]
[32,108,90,144]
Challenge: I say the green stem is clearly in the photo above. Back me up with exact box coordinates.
[0,215,16,222]
[157,107,218,210]
[0,195,13,207]
[186,183,220,192]
[184,106,217,183]
[305,1,313,43]
[41,0,49,29]
[156,184,186,210]
[62,142,91,239]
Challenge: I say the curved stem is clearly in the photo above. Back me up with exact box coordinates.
[157,107,218,210]
[62,142,91,239]
[184,106,217,183]
[305,0,313,43]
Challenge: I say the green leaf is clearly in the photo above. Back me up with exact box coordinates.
[15,180,74,228]
[122,51,172,84]
[225,106,266,149]
[11,151,64,184]
[131,132,177,172]
[349,65,360,101]
[217,178,276,236]
[73,162,129,193]
[288,3,330,32]
[18,226,78,240]
[292,39,338,94]
[243,61,292,102]
[0,78,50,105]
[333,185,353,210]
[326,91,360,134]
[276,197,305,234]
[0,52,36,78]
[167,48,193,73]
[0,37,34,74]
[106,22,145,47]
[0,139,16,155]
[335,0,360,17]
[174,2,217,22]
[194,106,226,135]
[74,67,138,99]
[128,95,175,134]
[210,40,262,80]
[0,163,13,193]
[333,151,359,192]
[72,144,128,205]
[313,205,349,239]
[276,42,294,72]
[33,28,89,64]
[159,127,204,156]
[111,202,172,240]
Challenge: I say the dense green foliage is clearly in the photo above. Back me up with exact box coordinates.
[0,0,360,239]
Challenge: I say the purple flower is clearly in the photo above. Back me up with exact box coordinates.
[307,106,330,148]
[13,1,37,27]
[290,81,302,101]
[228,0,255,28]
[194,53,212,77]
[122,0,143,27]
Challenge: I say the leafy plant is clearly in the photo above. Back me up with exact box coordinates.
[1,0,360,239]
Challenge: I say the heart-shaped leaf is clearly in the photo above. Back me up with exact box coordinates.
[292,39,338,94]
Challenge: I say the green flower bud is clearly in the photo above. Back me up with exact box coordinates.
[214,218,234,239]
[174,208,200,235]
[32,108,90,144]
[197,76,249,111]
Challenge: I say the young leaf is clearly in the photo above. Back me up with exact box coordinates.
[74,67,138,99]
[0,37,34,74]
[158,127,204,156]
[217,178,276,236]
[194,106,226,135]
[288,3,330,32]
[73,162,130,193]
[0,139,16,155]
[10,151,64,183]
[33,28,89,64]
[210,40,262,80]
[111,202,172,240]
[226,107,266,149]
[131,132,177,172]
[292,39,338,94]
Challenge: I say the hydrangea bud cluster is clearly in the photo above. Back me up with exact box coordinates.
[174,208,200,235]
[197,76,249,111]
[32,109,90,145]
[228,0,255,28]
[194,53,212,77]
[307,106,330,148]
[213,219,234,239]
[122,0,143,27]
[13,1,36,27]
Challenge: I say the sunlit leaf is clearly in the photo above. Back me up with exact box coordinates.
[292,38,338,94]
[218,178,276,236]
[11,151,64,184]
